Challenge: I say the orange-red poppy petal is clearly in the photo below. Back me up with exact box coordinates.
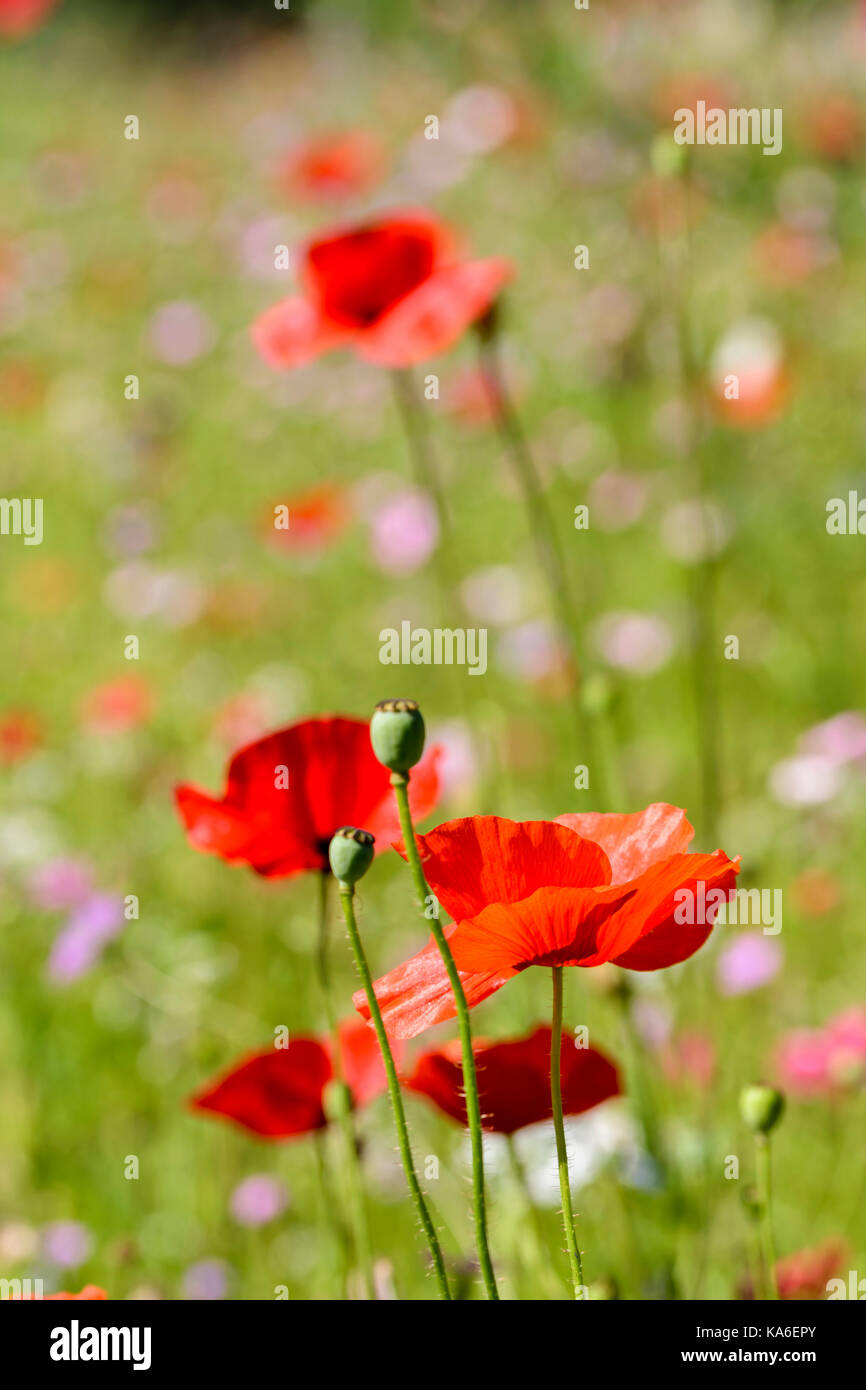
[602,850,741,970]
[447,884,637,973]
[353,928,510,1040]
[251,295,351,369]
[398,815,613,925]
[555,803,695,883]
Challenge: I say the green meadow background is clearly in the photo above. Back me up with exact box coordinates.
[0,0,864,1299]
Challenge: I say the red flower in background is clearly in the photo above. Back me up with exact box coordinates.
[407,1025,620,1133]
[191,1019,397,1139]
[740,1239,849,1301]
[266,483,351,554]
[252,209,513,370]
[0,708,41,764]
[355,804,739,1038]
[0,0,58,39]
[175,715,440,879]
[276,131,384,202]
[81,676,152,733]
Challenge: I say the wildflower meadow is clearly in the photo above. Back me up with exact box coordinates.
[1,0,865,1348]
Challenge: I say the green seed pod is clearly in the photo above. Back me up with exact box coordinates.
[370,698,426,774]
[328,827,375,886]
[739,1084,785,1135]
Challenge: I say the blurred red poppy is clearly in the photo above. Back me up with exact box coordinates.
[740,1239,849,1301]
[407,1024,620,1133]
[81,676,152,733]
[276,131,384,202]
[252,210,513,370]
[0,708,41,764]
[355,804,739,1038]
[190,1019,396,1139]
[266,483,351,554]
[12,1285,108,1300]
[176,715,440,879]
[0,0,58,38]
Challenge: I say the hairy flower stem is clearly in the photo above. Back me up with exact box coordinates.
[551,966,586,1299]
[390,771,500,1300]
[336,880,452,1300]
[756,1135,779,1300]
[314,871,375,1300]
[506,1134,567,1298]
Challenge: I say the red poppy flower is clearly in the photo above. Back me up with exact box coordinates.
[175,715,440,879]
[12,1285,108,1300]
[252,209,513,371]
[0,0,58,38]
[355,804,739,1038]
[407,1025,620,1134]
[740,1239,849,1301]
[276,131,384,202]
[190,1018,397,1139]
[266,483,351,554]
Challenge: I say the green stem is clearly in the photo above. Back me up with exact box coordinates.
[315,870,375,1300]
[756,1135,779,1300]
[551,966,585,1299]
[477,336,613,809]
[337,881,452,1300]
[506,1133,566,1299]
[391,771,500,1300]
[391,367,452,547]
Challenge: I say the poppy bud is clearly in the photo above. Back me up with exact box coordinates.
[370,698,425,774]
[328,827,375,886]
[739,1084,785,1134]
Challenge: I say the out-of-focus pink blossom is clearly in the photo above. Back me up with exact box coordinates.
[229,1175,288,1228]
[716,933,783,996]
[588,470,648,532]
[497,619,570,686]
[660,500,731,565]
[182,1259,231,1301]
[768,754,840,807]
[799,711,866,767]
[47,893,125,984]
[776,1007,866,1097]
[591,611,675,677]
[28,857,93,911]
[42,1221,92,1269]
[368,488,438,576]
[147,300,215,366]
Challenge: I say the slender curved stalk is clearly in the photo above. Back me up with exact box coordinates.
[337,882,451,1299]
[551,966,585,1298]
[314,871,375,1300]
[505,1133,567,1299]
[477,335,620,810]
[390,771,500,1300]
[756,1135,779,1300]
